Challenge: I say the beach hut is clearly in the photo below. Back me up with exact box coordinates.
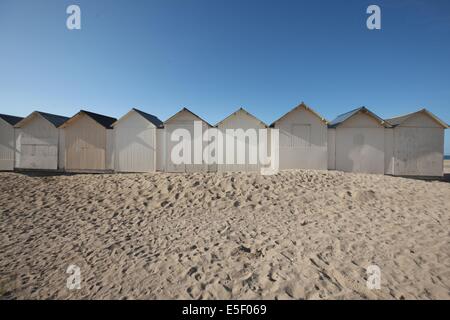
[14,111,68,170]
[112,108,163,173]
[0,114,23,171]
[164,108,212,172]
[216,108,268,172]
[60,110,116,172]
[328,107,391,174]
[385,109,448,177]
[271,102,328,170]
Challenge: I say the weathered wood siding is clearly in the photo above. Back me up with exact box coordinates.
[217,110,266,172]
[392,113,444,176]
[156,128,165,171]
[64,113,107,171]
[384,128,394,175]
[114,111,157,172]
[327,128,336,170]
[335,113,385,174]
[15,114,59,170]
[0,119,15,171]
[165,109,209,172]
[274,107,328,170]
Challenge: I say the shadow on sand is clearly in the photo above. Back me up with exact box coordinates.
[12,170,113,177]
[6,170,450,183]
[394,173,450,183]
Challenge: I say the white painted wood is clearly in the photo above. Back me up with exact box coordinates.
[335,113,385,174]
[400,112,443,128]
[387,110,446,177]
[327,128,336,170]
[15,113,59,170]
[393,127,444,176]
[114,110,157,172]
[217,109,266,172]
[0,118,15,171]
[58,128,65,170]
[64,114,107,171]
[164,109,209,172]
[106,129,115,171]
[156,128,165,171]
[273,105,328,170]
[384,128,394,175]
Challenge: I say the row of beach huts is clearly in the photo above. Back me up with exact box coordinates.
[0,103,448,176]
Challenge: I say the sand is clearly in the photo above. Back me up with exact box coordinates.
[0,170,449,300]
[445,160,450,174]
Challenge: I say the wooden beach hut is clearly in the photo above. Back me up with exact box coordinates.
[0,114,23,171]
[112,108,163,173]
[14,111,68,170]
[163,108,212,172]
[385,109,448,177]
[328,107,391,174]
[271,102,328,170]
[216,108,268,172]
[60,110,116,172]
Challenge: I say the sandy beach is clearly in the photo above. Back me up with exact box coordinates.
[0,170,449,300]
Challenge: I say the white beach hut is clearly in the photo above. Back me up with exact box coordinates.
[112,108,163,173]
[328,107,391,174]
[60,110,116,172]
[163,108,212,172]
[385,109,448,177]
[271,103,328,170]
[0,114,23,171]
[14,111,68,170]
[216,108,268,172]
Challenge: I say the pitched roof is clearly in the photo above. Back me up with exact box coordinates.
[270,102,328,127]
[15,111,69,128]
[112,108,164,128]
[132,108,164,128]
[0,113,24,126]
[164,107,212,127]
[37,111,69,127]
[386,109,448,128]
[328,107,391,128]
[215,107,268,127]
[81,110,116,129]
[61,110,117,129]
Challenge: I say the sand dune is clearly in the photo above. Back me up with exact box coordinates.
[0,170,449,299]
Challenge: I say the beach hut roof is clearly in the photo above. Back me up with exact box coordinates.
[328,107,391,128]
[132,108,164,128]
[215,107,268,128]
[113,108,163,128]
[270,102,328,127]
[164,107,212,127]
[386,108,448,129]
[60,110,117,129]
[0,113,24,126]
[15,111,69,128]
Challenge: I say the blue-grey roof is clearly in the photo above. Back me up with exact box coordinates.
[37,111,69,127]
[133,108,164,128]
[15,111,69,128]
[80,110,117,129]
[328,107,390,128]
[328,107,364,128]
[0,113,24,126]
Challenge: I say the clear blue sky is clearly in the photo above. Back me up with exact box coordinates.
[0,0,449,153]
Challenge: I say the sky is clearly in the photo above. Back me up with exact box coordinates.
[0,0,449,153]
